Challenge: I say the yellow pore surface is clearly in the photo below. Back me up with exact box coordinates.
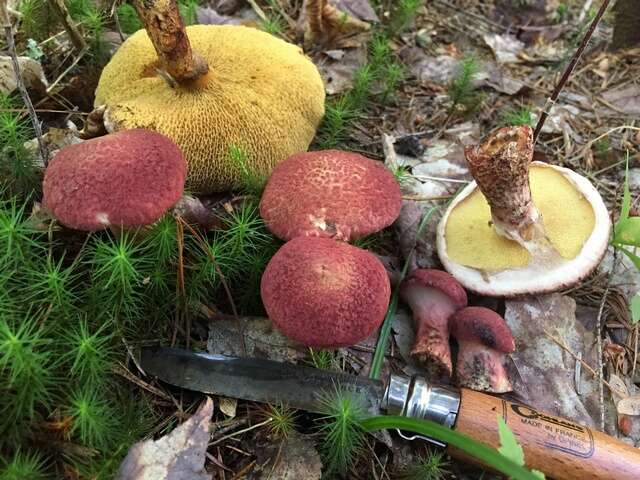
[445,165,596,270]
[94,25,325,193]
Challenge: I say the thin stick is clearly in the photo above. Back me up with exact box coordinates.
[542,329,627,399]
[47,0,87,52]
[132,0,208,83]
[533,0,611,142]
[0,2,48,166]
[595,277,611,430]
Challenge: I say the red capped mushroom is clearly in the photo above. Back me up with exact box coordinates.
[400,269,467,377]
[43,129,186,231]
[450,306,515,393]
[259,150,401,242]
[260,236,391,347]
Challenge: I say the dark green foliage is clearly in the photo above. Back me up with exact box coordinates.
[16,0,49,43]
[66,383,117,450]
[447,56,485,115]
[117,3,142,34]
[60,318,116,384]
[317,96,359,148]
[67,0,108,63]
[400,450,451,480]
[502,105,535,127]
[89,232,153,324]
[317,31,406,148]
[228,145,268,197]
[0,314,56,441]
[186,201,280,315]
[317,386,367,475]
[390,0,423,35]
[263,403,298,439]
[0,95,40,199]
[178,0,199,25]
[1,448,49,480]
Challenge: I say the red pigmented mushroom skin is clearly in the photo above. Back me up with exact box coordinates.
[259,150,402,242]
[450,307,515,393]
[43,129,186,231]
[260,236,391,347]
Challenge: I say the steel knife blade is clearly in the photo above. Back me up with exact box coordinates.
[140,346,385,414]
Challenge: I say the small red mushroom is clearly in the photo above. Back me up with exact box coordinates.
[400,269,467,377]
[259,150,401,242]
[260,236,391,347]
[43,129,186,231]
[450,306,515,393]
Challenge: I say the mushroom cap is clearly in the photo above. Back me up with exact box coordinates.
[401,269,468,311]
[260,236,391,347]
[436,162,611,296]
[43,129,186,231]
[259,150,402,242]
[450,307,515,353]
[94,25,325,194]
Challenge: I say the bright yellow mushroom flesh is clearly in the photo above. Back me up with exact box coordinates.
[445,164,596,271]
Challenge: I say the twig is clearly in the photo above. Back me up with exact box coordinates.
[46,47,88,94]
[0,2,48,166]
[595,271,613,430]
[209,418,272,446]
[47,0,87,52]
[533,0,611,142]
[542,329,627,399]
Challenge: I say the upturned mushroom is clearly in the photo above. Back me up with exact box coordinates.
[399,269,467,377]
[42,129,185,231]
[436,125,611,297]
[259,150,402,242]
[94,0,325,194]
[450,306,515,393]
[260,236,390,348]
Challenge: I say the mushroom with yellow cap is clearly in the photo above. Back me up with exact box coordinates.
[94,0,325,194]
[436,125,611,297]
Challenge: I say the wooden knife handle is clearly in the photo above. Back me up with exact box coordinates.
[449,388,640,480]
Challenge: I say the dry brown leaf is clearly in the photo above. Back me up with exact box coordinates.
[617,396,640,417]
[218,396,237,418]
[116,397,213,480]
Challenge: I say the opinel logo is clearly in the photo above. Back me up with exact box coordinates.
[504,401,596,459]
[510,404,585,433]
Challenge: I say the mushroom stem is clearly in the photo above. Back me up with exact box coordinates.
[132,0,208,84]
[402,286,454,377]
[455,340,512,393]
[465,126,543,242]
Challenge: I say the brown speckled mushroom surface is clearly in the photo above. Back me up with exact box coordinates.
[260,236,391,347]
[259,150,401,242]
[43,129,185,231]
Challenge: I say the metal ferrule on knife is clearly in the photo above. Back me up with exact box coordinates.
[382,374,461,429]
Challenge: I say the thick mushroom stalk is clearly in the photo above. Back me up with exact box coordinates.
[400,269,467,378]
[132,0,208,84]
[450,307,515,393]
[465,125,559,262]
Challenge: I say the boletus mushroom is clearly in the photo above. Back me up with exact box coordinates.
[94,0,325,194]
[400,269,467,377]
[260,236,390,348]
[260,150,402,242]
[436,125,611,297]
[42,129,185,231]
[450,306,515,393]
